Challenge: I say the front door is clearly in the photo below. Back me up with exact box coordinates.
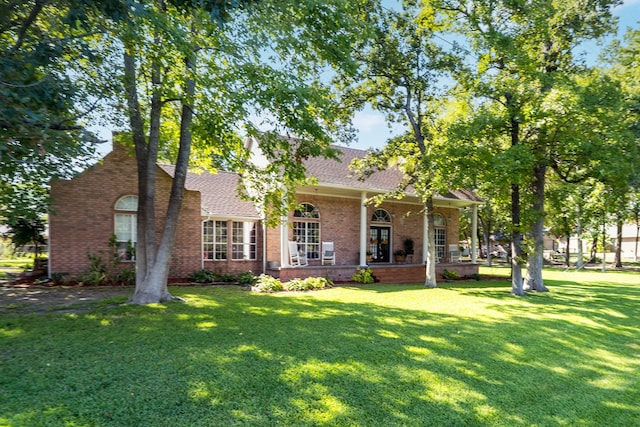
[369,226,391,263]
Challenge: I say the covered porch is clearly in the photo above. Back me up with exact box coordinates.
[268,261,479,284]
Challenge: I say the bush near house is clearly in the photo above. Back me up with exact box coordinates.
[188,269,258,285]
[253,275,333,292]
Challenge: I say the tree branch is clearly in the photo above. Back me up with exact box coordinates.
[10,0,47,54]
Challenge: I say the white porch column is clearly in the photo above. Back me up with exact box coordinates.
[262,221,267,274]
[422,210,429,264]
[360,192,368,267]
[471,204,478,264]
[280,216,289,267]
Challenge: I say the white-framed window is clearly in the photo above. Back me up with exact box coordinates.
[434,213,446,261]
[232,221,257,260]
[203,220,228,260]
[293,203,320,259]
[114,195,138,261]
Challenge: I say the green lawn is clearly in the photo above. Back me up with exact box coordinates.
[1,268,639,426]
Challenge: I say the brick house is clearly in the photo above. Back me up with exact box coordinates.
[49,142,482,283]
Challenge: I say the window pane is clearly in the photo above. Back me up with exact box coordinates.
[203,220,228,260]
[114,213,136,261]
[293,221,320,259]
[294,203,319,218]
[203,221,214,260]
[232,221,257,260]
[372,209,391,223]
[115,195,138,211]
[215,221,227,260]
[435,229,446,260]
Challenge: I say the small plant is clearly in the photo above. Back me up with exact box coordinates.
[465,273,482,281]
[188,269,218,283]
[285,278,305,291]
[253,274,283,292]
[403,238,414,255]
[218,273,237,283]
[82,252,108,286]
[116,266,136,286]
[352,267,374,284]
[393,249,405,256]
[237,271,257,286]
[442,269,459,280]
[284,277,334,291]
[81,235,137,286]
[304,276,333,290]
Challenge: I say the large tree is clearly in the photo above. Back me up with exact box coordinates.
[111,0,374,304]
[432,0,622,294]
[338,4,459,288]
[1,0,117,219]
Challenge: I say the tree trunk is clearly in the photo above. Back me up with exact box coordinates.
[589,235,598,263]
[511,183,525,296]
[525,161,548,292]
[424,196,438,288]
[601,215,607,272]
[477,222,491,267]
[479,215,492,267]
[576,211,584,270]
[131,49,195,304]
[635,223,639,262]
[614,215,623,268]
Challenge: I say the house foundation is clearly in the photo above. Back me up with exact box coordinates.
[270,262,479,284]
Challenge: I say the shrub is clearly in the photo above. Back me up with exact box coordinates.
[82,235,136,286]
[304,276,333,290]
[218,273,237,283]
[352,267,374,284]
[253,274,283,292]
[284,277,333,291]
[442,269,459,280]
[81,269,107,286]
[465,273,482,281]
[285,278,306,291]
[116,266,136,286]
[188,269,218,284]
[237,271,257,285]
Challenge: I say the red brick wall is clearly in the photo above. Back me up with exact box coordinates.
[265,194,460,266]
[265,226,282,266]
[49,144,202,279]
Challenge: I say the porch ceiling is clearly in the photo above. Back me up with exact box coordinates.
[297,184,483,208]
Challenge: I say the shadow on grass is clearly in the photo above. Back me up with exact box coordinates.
[1,282,639,426]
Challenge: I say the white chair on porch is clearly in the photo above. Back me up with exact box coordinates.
[321,241,336,265]
[449,244,461,263]
[288,241,308,267]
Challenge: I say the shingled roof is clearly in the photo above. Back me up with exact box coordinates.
[159,144,481,217]
[158,165,261,219]
[302,145,483,204]
[302,145,405,193]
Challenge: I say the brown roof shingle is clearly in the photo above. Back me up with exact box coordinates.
[159,165,260,219]
[159,145,481,217]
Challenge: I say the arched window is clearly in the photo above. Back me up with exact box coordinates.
[294,202,319,219]
[371,209,391,223]
[433,213,446,261]
[293,203,320,259]
[114,195,138,261]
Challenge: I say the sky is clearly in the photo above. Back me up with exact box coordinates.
[93,0,640,155]
[347,0,640,151]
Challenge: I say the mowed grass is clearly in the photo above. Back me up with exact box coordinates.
[1,268,639,426]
